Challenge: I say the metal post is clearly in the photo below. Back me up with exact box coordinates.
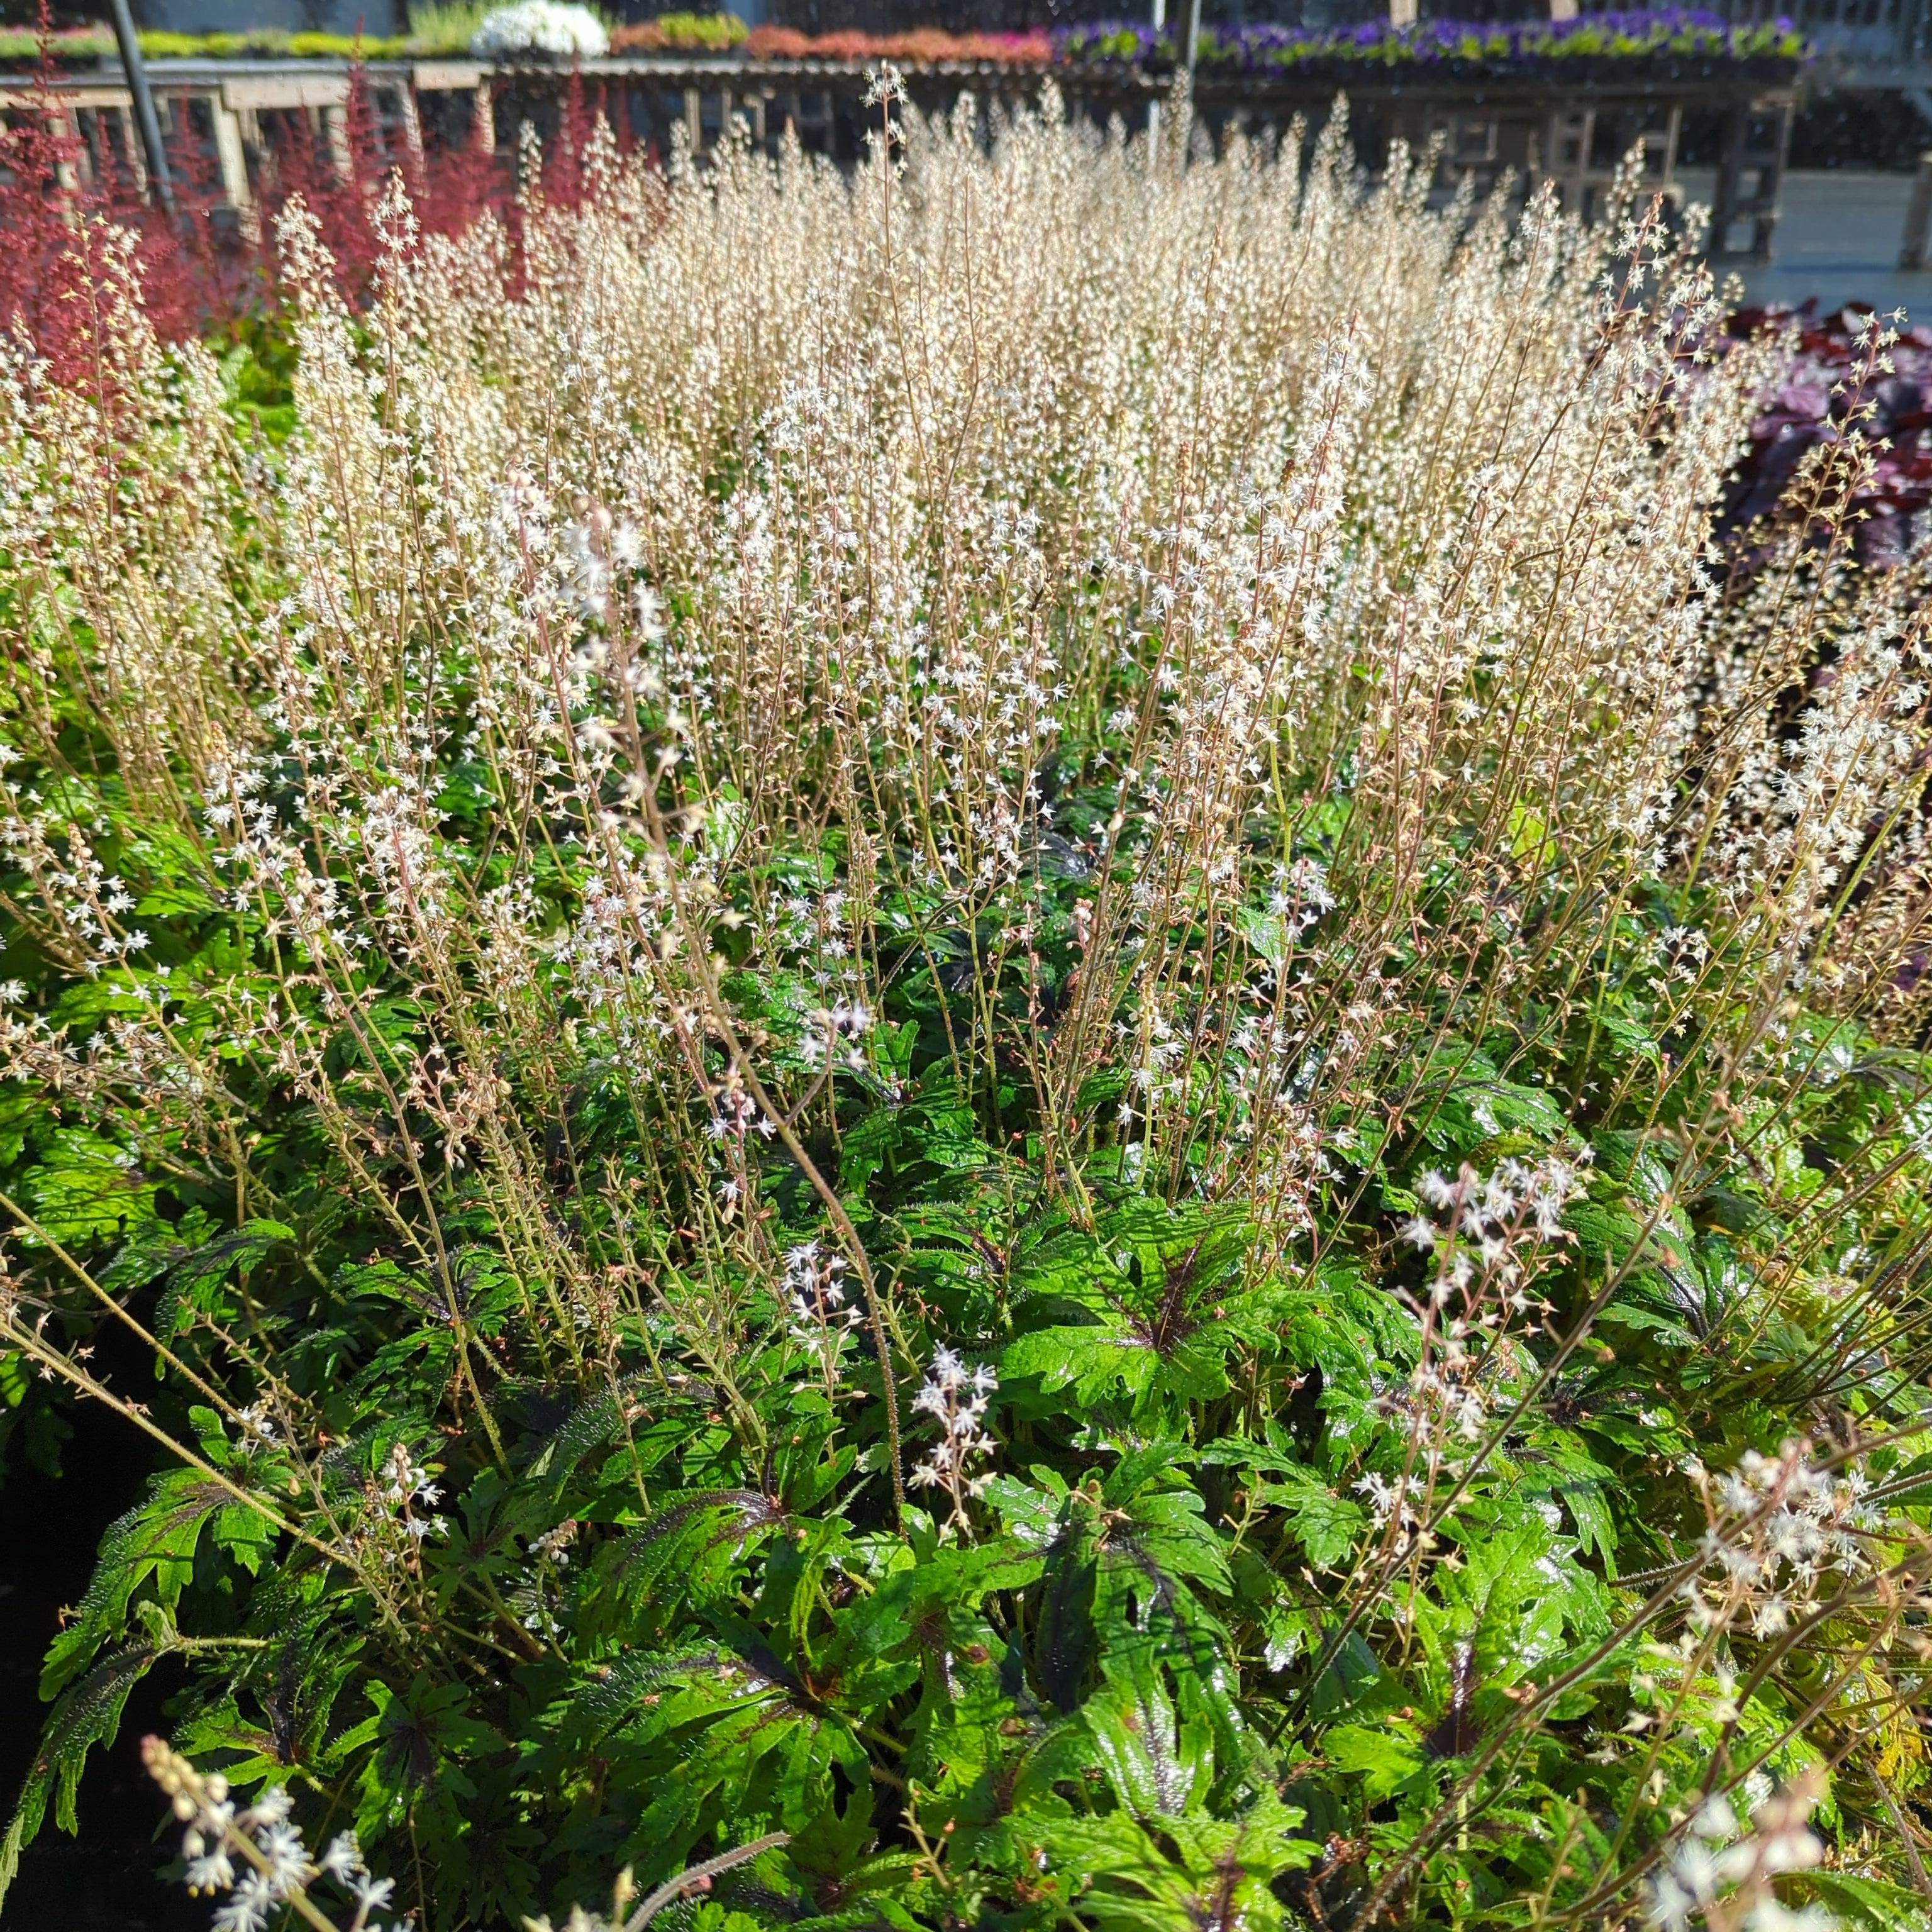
[1148,0,1164,158]
[1902,150,1932,270]
[108,0,175,214]
[1182,0,1202,77]
[1711,102,1745,258]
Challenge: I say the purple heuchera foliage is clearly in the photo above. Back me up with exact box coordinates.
[1723,307,1932,571]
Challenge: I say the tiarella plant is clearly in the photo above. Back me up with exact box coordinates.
[0,88,1928,1932]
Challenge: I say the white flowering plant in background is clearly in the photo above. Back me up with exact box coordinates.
[0,85,1928,1932]
[469,0,608,58]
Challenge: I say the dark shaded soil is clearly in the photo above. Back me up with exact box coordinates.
[0,1368,201,1931]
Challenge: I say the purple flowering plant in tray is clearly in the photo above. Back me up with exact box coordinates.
[1056,9,1806,77]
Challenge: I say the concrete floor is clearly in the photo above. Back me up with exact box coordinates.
[1677,167,1932,317]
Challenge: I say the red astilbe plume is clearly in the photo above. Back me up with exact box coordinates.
[0,4,265,361]
[86,146,209,345]
[0,7,93,374]
[303,58,385,297]
[284,59,516,291]
[19,216,175,443]
[547,58,591,209]
[412,113,507,242]
[152,94,262,333]
[0,14,212,381]
[2,15,531,373]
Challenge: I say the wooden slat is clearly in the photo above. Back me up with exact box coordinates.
[413,60,484,91]
[220,74,348,109]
